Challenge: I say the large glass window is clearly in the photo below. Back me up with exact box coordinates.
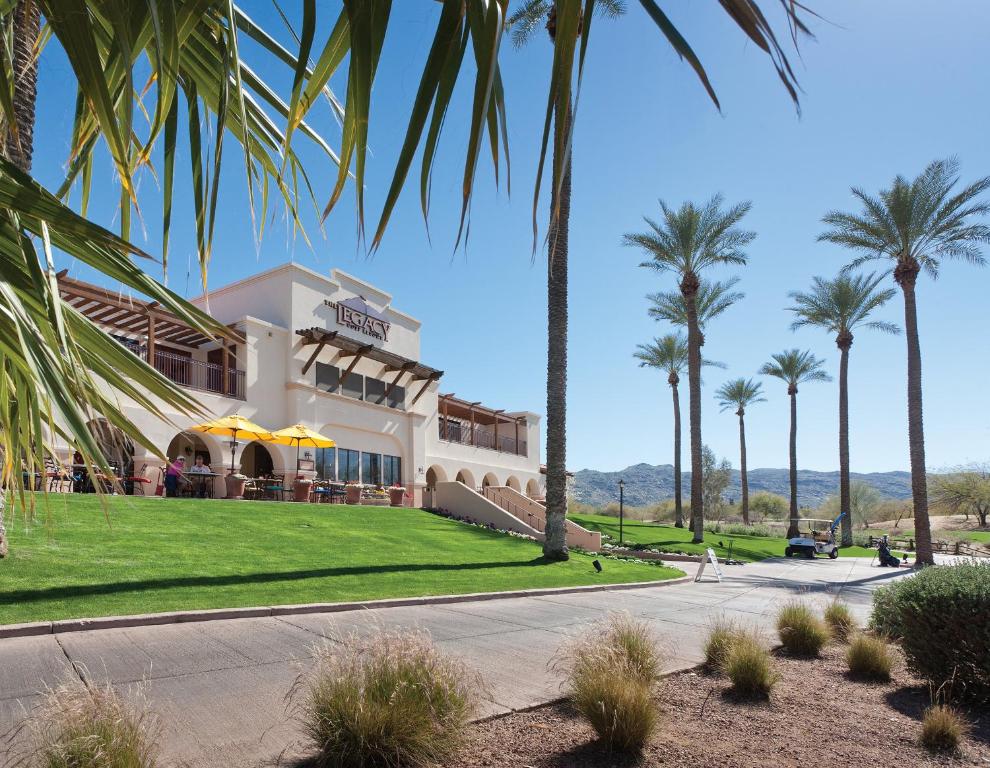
[388,385,405,410]
[315,447,336,480]
[338,449,360,482]
[361,452,382,486]
[365,377,387,405]
[315,362,339,392]
[383,455,402,486]
[341,371,364,400]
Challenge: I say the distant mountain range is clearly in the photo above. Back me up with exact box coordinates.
[572,463,912,509]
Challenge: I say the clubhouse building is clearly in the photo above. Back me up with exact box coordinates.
[57,263,545,506]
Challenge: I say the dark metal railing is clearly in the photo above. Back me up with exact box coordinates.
[438,417,527,457]
[116,339,245,400]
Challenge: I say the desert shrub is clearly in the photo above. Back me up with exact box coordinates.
[870,561,990,702]
[749,492,789,522]
[823,600,856,642]
[560,614,661,752]
[846,634,893,681]
[920,705,968,753]
[704,522,774,538]
[30,681,159,768]
[724,633,778,698]
[703,618,742,671]
[777,601,830,657]
[301,629,479,768]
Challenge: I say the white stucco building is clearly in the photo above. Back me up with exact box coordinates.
[57,263,545,506]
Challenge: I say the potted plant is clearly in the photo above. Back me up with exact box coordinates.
[388,484,405,507]
[293,474,313,502]
[345,482,362,505]
[225,472,247,499]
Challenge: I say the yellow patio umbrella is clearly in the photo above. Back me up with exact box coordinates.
[268,424,336,474]
[191,414,274,472]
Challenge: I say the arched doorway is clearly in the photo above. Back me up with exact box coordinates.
[241,441,274,477]
[166,431,214,468]
[506,476,521,492]
[526,478,541,499]
[455,469,475,490]
[481,472,499,491]
[424,465,448,509]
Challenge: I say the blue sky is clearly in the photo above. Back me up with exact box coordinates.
[34,1,990,474]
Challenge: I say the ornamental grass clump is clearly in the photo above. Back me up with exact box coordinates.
[703,617,742,671]
[823,600,856,642]
[920,704,968,753]
[777,601,830,657]
[845,634,893,682]
[560,613,662,753]
[29,681,160,768]
[724,631,778,699]
[301,629,480,768]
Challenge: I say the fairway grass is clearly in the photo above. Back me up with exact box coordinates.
[569,513,885,562]
[0,495,679,625]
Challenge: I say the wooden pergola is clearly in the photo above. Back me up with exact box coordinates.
[438,393,526,455]
[296,327,443,406]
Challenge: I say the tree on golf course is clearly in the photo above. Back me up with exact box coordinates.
[714,378,765,525]
[759,349,831,539]
[819,158,990,565]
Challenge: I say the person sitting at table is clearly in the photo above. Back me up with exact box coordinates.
[187,455,212,498]
[71,448,89,493]
[164,456,187,498]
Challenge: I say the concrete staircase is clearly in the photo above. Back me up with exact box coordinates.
[431,481,601,552]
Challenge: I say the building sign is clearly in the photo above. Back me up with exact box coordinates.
[324,296,391,341]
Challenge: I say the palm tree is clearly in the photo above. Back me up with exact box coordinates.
[759,350,831,538]
[635,335,723,528]
[787,274,898,546]
[0,3,337,556]
[508,1,624,560]
[647,277,744,340]
[819,158,990,565]
[714,378,765,525]
[626,196,755,543]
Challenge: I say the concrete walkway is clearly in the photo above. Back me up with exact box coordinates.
[0,557,911,767]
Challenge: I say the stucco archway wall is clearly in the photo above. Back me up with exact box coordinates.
[425,465,447,488]
[505,476,521,492]
[481,472,499,490]
[455,469,476,489]
[526,478,541,498]
[167,431,221,467]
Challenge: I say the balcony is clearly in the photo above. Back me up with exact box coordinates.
[438,415,528,457]
[119,340,246,400]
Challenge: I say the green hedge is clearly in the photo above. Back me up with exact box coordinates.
[871,561,990,702]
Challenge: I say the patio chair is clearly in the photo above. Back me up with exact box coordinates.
[45,457,72,493]
[242,479,260,501]
[125,463,152,496]
[312,482,333,504]
[262,474,287,501]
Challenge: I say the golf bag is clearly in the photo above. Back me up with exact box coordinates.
[876,537,901,567]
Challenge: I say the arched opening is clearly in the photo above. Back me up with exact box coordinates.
[455,469,476,489]
[481,472,499,491]
[240,441,274,477]
[526,478,541,499]
[425,465,447,488]
[166,431,214,468]
[506,475,521,492]
[85,419,134,492]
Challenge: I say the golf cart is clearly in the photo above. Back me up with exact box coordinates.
[784,513,846,559]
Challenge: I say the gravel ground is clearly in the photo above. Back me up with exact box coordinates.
[462,644,989,768]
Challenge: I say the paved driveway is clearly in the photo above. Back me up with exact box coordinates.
[0,556,911,767]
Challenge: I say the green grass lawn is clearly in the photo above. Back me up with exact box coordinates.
[570,513,888,562]
[0,495,679,625]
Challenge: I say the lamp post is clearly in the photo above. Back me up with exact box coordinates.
[618,479,625,545]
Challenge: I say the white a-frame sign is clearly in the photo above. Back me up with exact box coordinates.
[694,547,724,583]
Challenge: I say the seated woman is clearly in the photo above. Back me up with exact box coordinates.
[187,455,213,498]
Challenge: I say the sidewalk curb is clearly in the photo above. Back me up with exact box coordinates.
[0,574,692,640]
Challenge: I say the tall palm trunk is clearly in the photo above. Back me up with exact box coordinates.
[543,102,571,561]
[670,373,683,528]
[895,259,933,566]
[737,408,749,525]
[681,271,704,543]
[837,332,853,547]
[787,386,800,538]
[0,0,40,559]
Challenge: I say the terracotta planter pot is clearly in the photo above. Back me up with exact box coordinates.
[345,485,362,505]
[225,474,246,500]
[388,487,405,507]
[293,478,313,503]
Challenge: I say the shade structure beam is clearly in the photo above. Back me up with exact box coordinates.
[410,372,441,406]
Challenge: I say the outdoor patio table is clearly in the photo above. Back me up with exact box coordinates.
[187,472,221,498]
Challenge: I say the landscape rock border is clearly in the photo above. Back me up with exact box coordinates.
[0,573,691,639]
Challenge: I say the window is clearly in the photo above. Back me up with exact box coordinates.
[388,385,405,410]
[383,455,402,486]
[315,363,339,393]
[341,371,364,400]
[365,377,387,405]
[315,447,336,480]
[361,452,381,485]
[338,449,360,482]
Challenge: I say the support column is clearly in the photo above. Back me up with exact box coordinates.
[221,344,229,396]
[147,314,156,367]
